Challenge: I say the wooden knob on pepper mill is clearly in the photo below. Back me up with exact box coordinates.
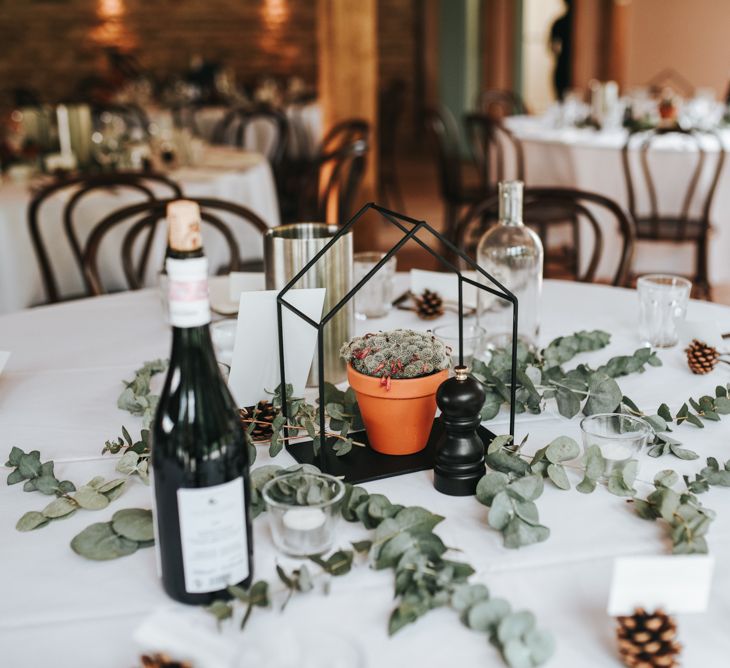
[433,365,487,496]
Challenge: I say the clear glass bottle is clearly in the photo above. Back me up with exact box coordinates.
[476,180,543,349]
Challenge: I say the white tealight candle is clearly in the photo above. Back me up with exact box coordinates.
[282,507,326,532]
[56,104,73,157]
[599,442,632,462]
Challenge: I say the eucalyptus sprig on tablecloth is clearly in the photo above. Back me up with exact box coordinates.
[5,447,75,495]
[102,426,151,483]
[209,463,555,668]
[71,509,154,560]
[117,359,167,428]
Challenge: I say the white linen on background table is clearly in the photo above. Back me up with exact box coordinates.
[505,115,730,285]
[1,280,730,667]
[0,148,280,315]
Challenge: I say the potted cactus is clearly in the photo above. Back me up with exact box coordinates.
[340,329,450,455]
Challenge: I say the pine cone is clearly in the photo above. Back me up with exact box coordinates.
[140,654,192,668]
[685,339,719,374]
[239,400,278,441]
[414,289,444,320]
[616,608,681,668]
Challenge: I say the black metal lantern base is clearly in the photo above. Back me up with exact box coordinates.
[286,420,496,485]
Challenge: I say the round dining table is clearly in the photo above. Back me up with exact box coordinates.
[0,146,280,316]
[505,115,730,287]
[1,279,730,667]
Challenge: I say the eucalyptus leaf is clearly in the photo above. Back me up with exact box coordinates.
[42,496,78,519]
[16,511,51,532]
[73,487,110,510]
[466,598,511,632]
[70,522,138,560]
[112,508,154,542]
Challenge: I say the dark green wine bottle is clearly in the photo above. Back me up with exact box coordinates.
[151,200,253,605]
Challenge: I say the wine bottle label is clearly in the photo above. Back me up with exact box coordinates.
[176,478,250,594]
[167,257,211,327]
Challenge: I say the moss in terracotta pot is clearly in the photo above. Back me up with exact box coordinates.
[340,329,450,455]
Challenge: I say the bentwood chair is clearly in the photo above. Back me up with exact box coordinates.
[464,113,525,194]
[621,128,725,299]
[479,89,529,119]
[456,187,636,287]
[28,172,182,303]
[82,197,270,295]
[211,106,289,167]
[424,107,483,244]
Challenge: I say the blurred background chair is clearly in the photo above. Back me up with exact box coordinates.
[479,89,529,119]
[378,78,406,212]
[622,128,725,299]
[82,197,269,295]
[456,187,635,287]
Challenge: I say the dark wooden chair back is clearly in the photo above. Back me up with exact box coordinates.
[621,128,725,239]
[479,89,528,118]
[464,113,525,193]
[211,105,289,168]
[82,197,270,295]
[456,187,636,286]
[28,172,182,303]
[424,106,464,202]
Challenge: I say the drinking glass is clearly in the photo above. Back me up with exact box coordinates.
[580,413,652,477]
[433,324,486,369]
[637,274,691,348]
[353,252,396,319]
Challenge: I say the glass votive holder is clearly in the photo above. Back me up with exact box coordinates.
[637,274,691,348]
[433,324,486,369]
[262,471,345,557]
[210,320,237,365]
[580,413,652,477]
[353,252,397,319]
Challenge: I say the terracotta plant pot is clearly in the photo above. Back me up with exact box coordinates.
[347,364,449,456]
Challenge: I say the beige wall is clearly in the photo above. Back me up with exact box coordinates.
[626,0,730,95]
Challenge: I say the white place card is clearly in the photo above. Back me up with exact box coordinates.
[228,289,325,407]
[608,555,715,616]
[0,351,10,376]
[410,269,479,309]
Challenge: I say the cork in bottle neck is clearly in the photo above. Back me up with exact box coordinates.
[167,200,202,252]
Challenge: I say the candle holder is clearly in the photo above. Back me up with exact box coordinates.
[262,471,345,557]
[580,413,652,477]
[275,203,519,484]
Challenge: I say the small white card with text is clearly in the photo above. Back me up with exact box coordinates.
[228,289,325,407]
[0,351,10,376]
[608,555,715,616]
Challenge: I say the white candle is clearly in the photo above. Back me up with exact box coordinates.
[599,442,632,462]
[56,104,73,157]
[282,507,326,532]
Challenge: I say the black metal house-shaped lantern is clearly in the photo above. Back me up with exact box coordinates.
[275,203,518,484]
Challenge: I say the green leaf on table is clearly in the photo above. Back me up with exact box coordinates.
[507,474,544,502]
[70,522,139,560]
[497,610,536,645]
[42,496,78,519]
[583,374,622,415]
[525,628,556,664]
[545,436,580,463]
[466,598,511,632]
[112,508,154,542]
[73,486,110,510]
[488,434,513,455]
[476,471,509,506]
[16,511,51,532]
[546,463,570,490]
[451,583,490,613]
[669,444,699,461]
[555,387,581,419]
[5,446,24,468]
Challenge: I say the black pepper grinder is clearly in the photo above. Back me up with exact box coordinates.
[433,365,486,496]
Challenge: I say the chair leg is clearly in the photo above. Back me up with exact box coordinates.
[696,236,712,301]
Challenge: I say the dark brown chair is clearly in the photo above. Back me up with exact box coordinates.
[82,197,270,295]
[378,79,407,212]
[281,118,370,224]
[621,128,725,298]
[28,172,182,303]
[464,113,525,194]
[424,106,483,243]
[479,89,528,119]
[456,187,636,287]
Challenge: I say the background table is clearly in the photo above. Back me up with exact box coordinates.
[0,147,280,315]
[1,280,730,667]
[506,116,730,285]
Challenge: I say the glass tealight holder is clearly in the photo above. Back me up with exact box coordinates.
[637,274,691,348]
[262,471,345,557]
[210,320,237,365]
[580,413,652,477]
[433,324,486,369]
[353,252,396,319]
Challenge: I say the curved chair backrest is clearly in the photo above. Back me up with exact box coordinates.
[424,106,464,201]
[82,197,270,296]
[28,172,182,303]
[211,106,289,168]
[621,128,725,237]
[93,103,151,136]
[318,118,370,156]
[379,79,406,155]
[464,113,525,192]
[479,89,528,118]
[456,187,636,286]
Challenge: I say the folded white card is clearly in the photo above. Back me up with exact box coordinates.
[608,555,715,616]
[410,269,479,309]
[0,351,10,376]
[228,289,325,407]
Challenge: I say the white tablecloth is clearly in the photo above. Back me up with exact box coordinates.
[2,279,730,667]
[506,116,730,285]
[0,147,280,315]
